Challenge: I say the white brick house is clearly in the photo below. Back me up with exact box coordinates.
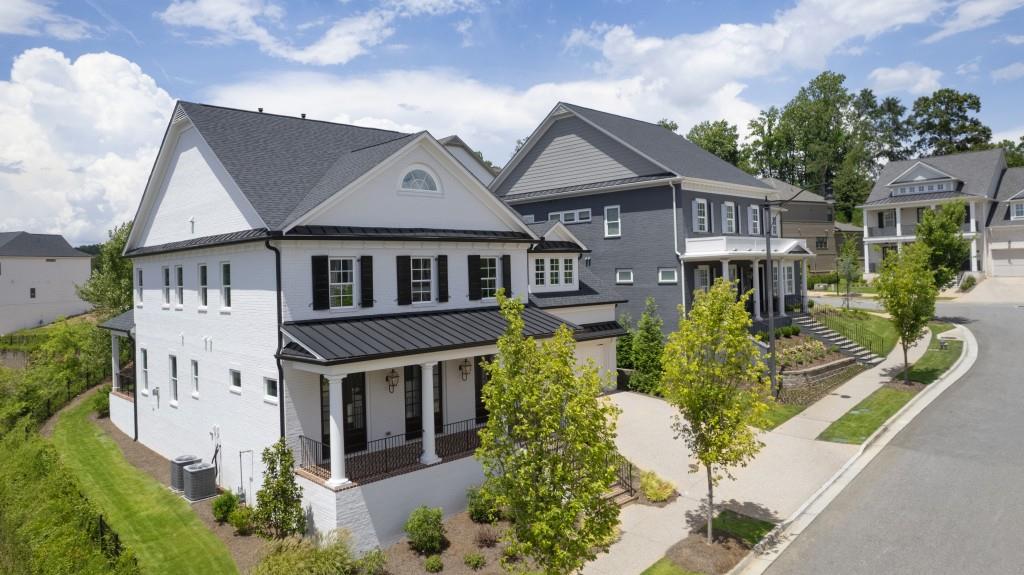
[100,102,623,550]
[0,232,92,334]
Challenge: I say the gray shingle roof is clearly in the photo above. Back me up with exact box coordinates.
[0,232,90,257]
[177,102,415,230]
[989,167,1024,228]
[280,305,575,365]
[528,268,626,309]
[763,177,829,203]
[559,103,771,190]
[98,309,134,334]
[866,149,1005,205]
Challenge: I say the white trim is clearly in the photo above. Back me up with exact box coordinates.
[190,358,199,397]
[615,268,634,285]
[548,208,592,224]
[886,160,958,186]
[723,201,736,234]
[604,205,621,238]
[658,267,678,284]
[693,265,711,293]
[328,257,357,309]
[503,176,676,205]
[263,376,279,402]
[410,256,433,304]
[1012,202,1024,221]
[397,163,443,197]
[695,198,709,233]
[229,368,242,393]
[197,262,208,309]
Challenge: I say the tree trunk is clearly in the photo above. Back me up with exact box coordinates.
[706,465,714,544]
[903,342,910,385]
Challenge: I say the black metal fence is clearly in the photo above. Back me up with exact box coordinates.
[436,418,485,459]
[812,306,885,356]
[612,453,635,497]
[93,514,124,560]
[0,333,46,350]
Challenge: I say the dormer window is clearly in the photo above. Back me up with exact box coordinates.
[398,166,441,196]
[1013,203,1024,221]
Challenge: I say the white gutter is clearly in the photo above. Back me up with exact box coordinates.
[671,179,686,315]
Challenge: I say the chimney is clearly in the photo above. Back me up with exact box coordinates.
[258,107,263,113]
[301,113,306,119]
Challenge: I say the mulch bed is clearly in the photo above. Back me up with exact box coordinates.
[882,379,927,393]
[777,335,846,371]
[663,531,751,575]
[93,414,269,573]
[385,512,528,575]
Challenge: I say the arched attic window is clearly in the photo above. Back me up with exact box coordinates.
[401,168,438,192]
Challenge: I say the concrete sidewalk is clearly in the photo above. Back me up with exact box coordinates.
[585,332,933,575]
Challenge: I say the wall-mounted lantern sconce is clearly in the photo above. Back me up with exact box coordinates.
[386,369,400,393]
[459,358,473,381]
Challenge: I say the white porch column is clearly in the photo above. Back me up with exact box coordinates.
[969,202,977,233]
[776,261,786,317]
[326,374,349,488]
[721,259,730,282]
[752,260,762,320]
[864,242,870,275]
[971,238,979,273]
[420,362,441,465]
[110,333,120,391]
[801,259,809,313]
[895,207,902,237]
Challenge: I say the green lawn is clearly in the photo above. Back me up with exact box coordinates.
[759,401,806,430]
[815,309,897,357]
[712,509,776,547]
[51,397,237,575]
[640,558,702,575]
[899,323,962,385]
[816,387,914,444]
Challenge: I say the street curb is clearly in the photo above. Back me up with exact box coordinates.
[729,324,978,575]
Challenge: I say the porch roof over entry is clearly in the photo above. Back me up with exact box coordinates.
[97,309,135,336]
[280,305,575,365]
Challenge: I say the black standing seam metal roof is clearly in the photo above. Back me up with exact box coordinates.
[0,232,91,257]
[98,309,135,334]
[530,240,585,253]
[280,306,577,365]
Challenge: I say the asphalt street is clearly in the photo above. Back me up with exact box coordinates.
[766,300,1024,574]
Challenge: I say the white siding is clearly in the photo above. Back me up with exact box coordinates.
[0,256,91,334]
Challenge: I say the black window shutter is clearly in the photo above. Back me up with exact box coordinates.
[396,255,411,305]
[359,256,373,308]
[877,212,884,228]
[311,255,329,310]
[437,255,449,303]
[501,255,512,296]
[468,255,482,301]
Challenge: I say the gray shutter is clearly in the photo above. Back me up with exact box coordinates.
[437,255,449,303]
[396,255,411,305]
[359,256,373,308]
[468,255,482,301]
[501,255,512,296]
[691,200,698,232]
[311,255,329,310]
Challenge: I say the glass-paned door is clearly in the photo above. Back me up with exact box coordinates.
[474,356,493,423]
[319,373,367,453]
[404,365,443,439]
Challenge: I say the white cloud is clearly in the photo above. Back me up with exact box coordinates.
[869,62,943,94]
[0,48,174,244]
[993,126,1024,143]
[454,18,473,47]
[0,0,94,39]
[925,0,1024,43]
[1006,34,1024,44]
[993,62,1024,81]
[159,0,394,65]
[383,0,479,16]
[956,58,980,76]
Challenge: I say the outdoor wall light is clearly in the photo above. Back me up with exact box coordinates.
[386,369,400,393]
[459,358,473,381]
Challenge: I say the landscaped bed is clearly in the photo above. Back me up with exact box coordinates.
[758,363,868,430]
[384,511,522,575]
[640,510,776,575]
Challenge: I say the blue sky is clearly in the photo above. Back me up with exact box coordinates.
[2,0,1023,243]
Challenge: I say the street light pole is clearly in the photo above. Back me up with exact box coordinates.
[762,198,778,397]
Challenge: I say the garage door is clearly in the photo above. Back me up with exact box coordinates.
[992,249,1024,277]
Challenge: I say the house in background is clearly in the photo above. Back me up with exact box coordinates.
[987,165,1024,276]
[861,149,1006,278]
[439,135,499,185]
[763,178,862,274]
[0,232,92,334]
[99,102,623,551]
[490,102,814,330]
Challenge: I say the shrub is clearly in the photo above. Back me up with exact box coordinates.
[424,555,443,573]
[467,486,501,524]
[250,532,358,575]
[595,524,622,549]
[92,384,111,418]
[474,525,499,548]
[616,313,634,369]
[808,298,815,309]
[212,491,239,524]
[629,298,665,394]
[229,506,256,536]
[959,275,976,292]
[357,548,387,575]
[639,470,675,502]
[255,439,306,539]
[405,506,445,554]
[463,552,487,570]
[809,272,839,287]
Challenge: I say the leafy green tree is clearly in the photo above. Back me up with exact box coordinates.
[686,120,742,166]
[779,71,852,192]
[916,201,971,288]
[657,118,679,132]
[745,106,795,181]
[832,138,874,222]
[76,222,133,319]
[616,312,634,370]
[836,236,860,309]
[476,293,619,574]
[874,96,912,163]
[629,298,664,394]
[875,243,937,385]
[255,439,306,539]
[661,279,770,544]
[910,89,992,156]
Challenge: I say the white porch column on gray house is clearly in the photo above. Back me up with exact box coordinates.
[109,333,120,391]
[776,261,786,317]
[971,238,979,273]
[721,260,730,282]
[969,202,977,232]
[752,260,762,320]
[420,362,441,465]
[325,374,349,488]
[895,207,902,237]
[801,259,809,313]
[864,242,871,275]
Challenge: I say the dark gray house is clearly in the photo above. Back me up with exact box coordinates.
[491,103,813,330]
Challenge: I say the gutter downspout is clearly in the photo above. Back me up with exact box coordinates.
[131,335,138,441]
[671,179,686,315]
[265,237,285,439]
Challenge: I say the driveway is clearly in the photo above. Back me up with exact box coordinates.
[956,276,1024,304]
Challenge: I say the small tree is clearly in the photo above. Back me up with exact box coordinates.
[875,243,937,385]
[836,237,860,309]
[76,222,134,319]
[255,439,306,539]
[476,292,620,575]
[916,201,971,289]
[629,298,664,394]
[661,279,770,544]
[616,312,634,370]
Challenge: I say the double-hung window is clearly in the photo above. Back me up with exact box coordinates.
[174,266,183,306]
[749,206,761,235]
[328,258,355,308]
[136,269,143,303]
[723,202,736,234]
[548,258,561,285]
[534,259,546,286]
[883,210,896,229]
[695,199,708,233]
[162,267,170,305]
[785,265,796,294]
[411,257,432,303]
[816,237,828,250]
[563,258,574,284]
[169,355,178,403]
[220,262,232,309]
[480,257,498,299]
[191,360,199,396]
[1014,203,1024,221]
[694,266,711,293]
[198,264,208,308]
[140,349,149,392]
[604,205,621,237]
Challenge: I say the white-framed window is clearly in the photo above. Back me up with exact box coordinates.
[816,237,828,250]
[1013,203,1024,221]
[411,257,432,303]
[191,359,199,396]
[264,377,279,401]
[174,265,183,306]
[522,214,535,224]
[168,355,178,403]
[723,202,736,234]
[162,266,170,305]
[563,258,574,284]
[694,266,711,292]
[604,205,621,237]
[220,262,232,309]
[549,258,561,285]
[534,258,545,286]
[658,268,678,284]
[329,258,355,308]
[480,256,498,299]
[400,168,438,192]
[785,264,795,294]
[136,269,143,303]
[771,214,780,236]
[140,348,149,392]
[229,369,241,392]
[615,268,634,285]
[548,209,591,224]
[883,210,896,228]
[749,206,761,236]
[198,264,208,308]
[695,199,708,233]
